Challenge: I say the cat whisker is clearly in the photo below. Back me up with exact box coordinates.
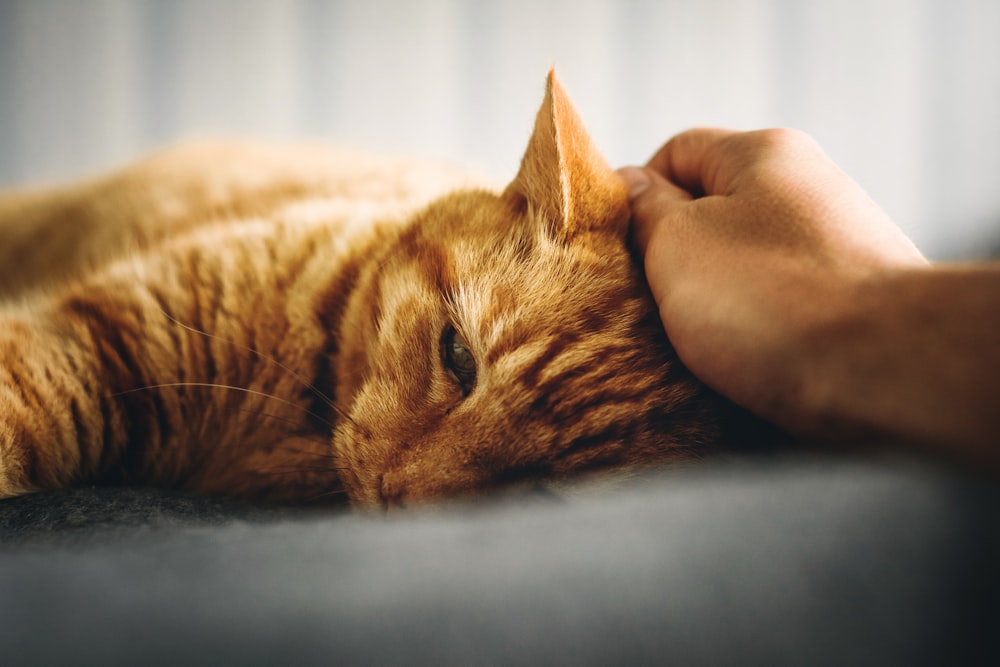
[111,382,337,430]
[232,407,325,432]
[157,308,334,404]
[277,445,339,461]
[304,487,350,503]
[252,465,347,476]
[155,308,357,426]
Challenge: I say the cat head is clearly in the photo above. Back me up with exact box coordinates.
[333,71,744,510]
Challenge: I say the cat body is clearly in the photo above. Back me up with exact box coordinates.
[0,73,744,510]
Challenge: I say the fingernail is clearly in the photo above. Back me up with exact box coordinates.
[617,167,652,199]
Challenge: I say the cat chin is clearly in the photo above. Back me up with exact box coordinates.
[360,466,666,518]
[490,460,720,507]
[538,467,643,501]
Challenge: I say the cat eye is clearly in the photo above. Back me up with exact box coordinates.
[442,326,477,396]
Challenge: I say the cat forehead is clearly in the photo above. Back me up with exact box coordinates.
[384,189,642,334]
[406,190,628,277]
[406,222,622,298]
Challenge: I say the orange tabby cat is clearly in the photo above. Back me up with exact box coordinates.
[0,72,755,510]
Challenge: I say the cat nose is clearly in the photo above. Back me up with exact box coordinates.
[378,473,408,513]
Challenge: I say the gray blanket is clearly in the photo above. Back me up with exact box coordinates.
[1,453,997,665]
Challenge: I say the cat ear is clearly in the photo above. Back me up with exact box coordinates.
[503,69,630,241]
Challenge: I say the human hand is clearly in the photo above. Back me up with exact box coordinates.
[619,128,927,433]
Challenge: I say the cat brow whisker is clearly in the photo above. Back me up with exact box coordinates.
[111,382,336,430]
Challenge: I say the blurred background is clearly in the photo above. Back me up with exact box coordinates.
[0,0,997,259]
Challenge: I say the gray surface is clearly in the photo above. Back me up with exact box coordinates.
[1,454,998,665]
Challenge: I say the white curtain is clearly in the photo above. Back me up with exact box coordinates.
[1,0,998,258]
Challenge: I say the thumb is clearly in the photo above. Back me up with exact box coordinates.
[617,166,693,257]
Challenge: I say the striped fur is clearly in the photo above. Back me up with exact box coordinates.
[0,73,758,510]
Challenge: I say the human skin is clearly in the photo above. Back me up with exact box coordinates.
[620,128,1000,466]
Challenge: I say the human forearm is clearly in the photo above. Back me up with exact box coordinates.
[790,264,1000,462]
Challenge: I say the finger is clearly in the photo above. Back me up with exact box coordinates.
[646,127,741,196]
[617,166,692,257]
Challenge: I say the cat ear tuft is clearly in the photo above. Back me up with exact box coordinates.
[504,69,630,241]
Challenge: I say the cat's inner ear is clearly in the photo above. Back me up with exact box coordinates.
[503,69,630,241]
